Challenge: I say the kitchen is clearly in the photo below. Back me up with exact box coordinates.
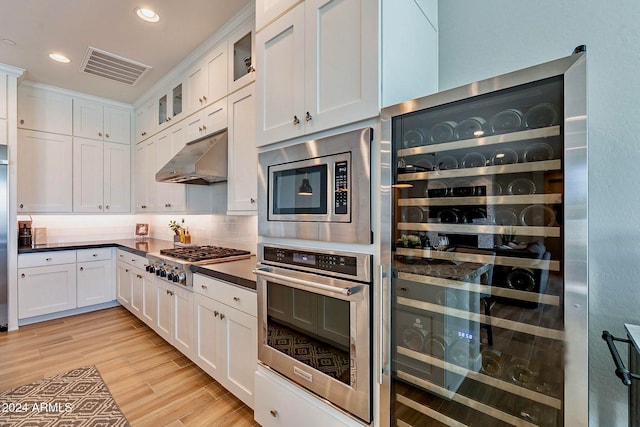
[0,0,638,426]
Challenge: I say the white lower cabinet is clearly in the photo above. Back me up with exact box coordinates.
[116,261,132,307]
[156,280,194,359]
[130,269,144,317]
[255,365,361,427]
[141,273,157,326]
[116,249,156,327]
[194,274,257,409]
[18,248,115,320]
[18,263,77,319]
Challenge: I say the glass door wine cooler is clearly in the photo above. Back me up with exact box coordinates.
[379,50,587,426]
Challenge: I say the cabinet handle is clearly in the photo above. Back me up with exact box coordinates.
[202,95,207,102]
[93,253,98,257]
[305,111,312,122]
[214,310,219,317]
[270,410,278,418]
[202,125,207,131]
[106,205,110,209]
[293,115,300,126]
[137,274,142,279]
[46,258,52,261]
[125,269,129,273]
[167,290,174,296]
[142,131,147,136]
[21,273,25,278]
[233,296,240,302]
[80,267,84,271]
[131,259,136,262]
[198,126,203,132]
[98,132,103,137]
[106,133,110,138]
[20,119,24,125]
[201,284,208,290]
[19,203,24,209]
[199,97,203,104]
[250,198,256,204]
[220,313,225,320]
[119,254,124,258]
[98,205,103,210]
[167,117,171,121]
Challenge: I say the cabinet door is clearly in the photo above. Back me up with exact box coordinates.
[173,285,194,359]
[228,17,255,94]
[220,305,257,408]
[104,105,131,144]
[142,273,156,326]
[73,137,104,213]
[255,0,300,32]
[73,98,104,140]
[156,126,186,212]
[17,130,73,213]
[77,259,113,308]
[227,83,257,213]
[194,294,221,378]
[139,138,158,211]
[205,42,228,106]
[255,3,305,146]
[156,281,174,343]
[134,142,148,212]
[0,73,6,119]
[304,0,378,134]
[18,264,77,319]
[18,86,73,135]
[130,269,144,317]
[103,141,131,213]
[202,97,228,136]
[135,101,154,143]
[116,262,132,306]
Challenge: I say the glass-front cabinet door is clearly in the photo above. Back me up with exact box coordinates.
[158,81,183,127]
[382,51,587,426]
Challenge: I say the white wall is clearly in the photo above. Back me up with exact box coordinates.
[438,1,640,425]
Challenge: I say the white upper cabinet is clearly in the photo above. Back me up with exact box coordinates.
[228,17,256,94]
[227,83,257,213]
[17,129,73,213]
[184,97,228,143]
[155,125,187,212]
[73,98,131,144]
[157,79,184,130]
[255,0,378,146]
[18,85,73,135]
[255,4,305,145]
[255,0,300,32]
[186,42,228,114]
[0,72,6,119]
[135,100,155,143]
[73,137,131,213]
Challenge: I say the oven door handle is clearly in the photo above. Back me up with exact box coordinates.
[253,267,360,296]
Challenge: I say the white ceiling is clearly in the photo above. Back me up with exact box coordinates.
[0,0,252,105]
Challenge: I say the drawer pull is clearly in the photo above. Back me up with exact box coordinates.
[201,284,208,290]
[137,274,142,279]
[93,253,98,257]
[214,311,219,317]
[270,410,278,418]
[219,313,225,320]
[21,273,25,278]
[46,258,52,261]
[131,259,136,262]
[80,267,84,271]
[233,296,240,302]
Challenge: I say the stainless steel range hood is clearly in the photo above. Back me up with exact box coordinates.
[156,128,228,185]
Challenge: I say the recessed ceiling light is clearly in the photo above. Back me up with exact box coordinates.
[136,7,160,23]
[49,53,71,63]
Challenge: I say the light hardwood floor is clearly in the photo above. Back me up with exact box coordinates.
[0,306,259,427]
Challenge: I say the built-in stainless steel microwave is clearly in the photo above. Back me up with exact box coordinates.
[258,128,372,244]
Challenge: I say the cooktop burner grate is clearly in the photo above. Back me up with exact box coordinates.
[160,245,251,262]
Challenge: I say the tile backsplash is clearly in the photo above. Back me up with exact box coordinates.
[22,214,258,253]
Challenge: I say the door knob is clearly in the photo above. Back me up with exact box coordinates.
[80,267,84,271]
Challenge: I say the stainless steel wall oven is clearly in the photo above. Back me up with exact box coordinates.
[255,244,373,422]
[258,127,372,244]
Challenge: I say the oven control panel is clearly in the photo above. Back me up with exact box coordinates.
[264,246,358,276]
[334,160,348,215]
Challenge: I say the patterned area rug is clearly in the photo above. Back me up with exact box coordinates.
[268,321,351,384]
[0,365,129,427]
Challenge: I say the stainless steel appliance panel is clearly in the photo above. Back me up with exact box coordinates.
[380,51,587,426]
[0,146,7,330]
[258,127,372,244]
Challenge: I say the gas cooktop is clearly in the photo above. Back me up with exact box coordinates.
[159,245,251,263]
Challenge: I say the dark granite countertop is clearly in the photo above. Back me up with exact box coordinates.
[18,238,257,290]
[191,256,257,291]
[18,238,174,258]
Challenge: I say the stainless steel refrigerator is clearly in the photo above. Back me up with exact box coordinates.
[0,144,7,331]
[379,50,587,426]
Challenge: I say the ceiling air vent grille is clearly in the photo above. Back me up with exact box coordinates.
[80,46,151,86]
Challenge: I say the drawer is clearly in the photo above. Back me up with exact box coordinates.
[116,249,147,269]
[77,247,112,262]
[194,274,256,317]
[18,250,76,268]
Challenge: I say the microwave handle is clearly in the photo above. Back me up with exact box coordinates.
[253,267,360,296]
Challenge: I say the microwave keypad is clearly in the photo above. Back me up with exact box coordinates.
[335,161,348,214]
